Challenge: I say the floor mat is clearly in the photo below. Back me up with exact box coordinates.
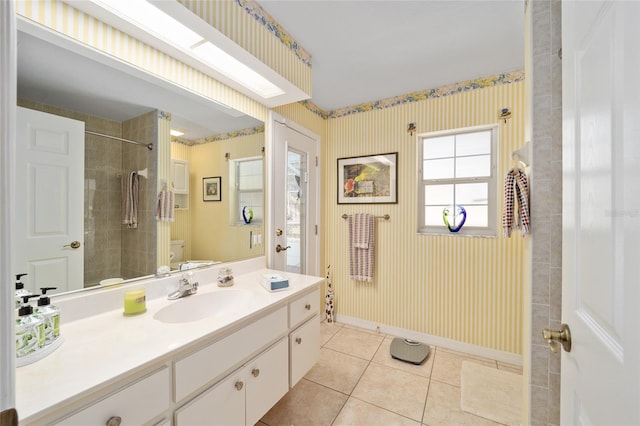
[460,361,522,425]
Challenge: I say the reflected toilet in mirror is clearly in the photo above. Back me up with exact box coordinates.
[170,240,185,270]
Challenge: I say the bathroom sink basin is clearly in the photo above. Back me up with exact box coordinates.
[153,289,254,324]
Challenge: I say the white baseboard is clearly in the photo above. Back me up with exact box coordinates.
[335,314,523,366]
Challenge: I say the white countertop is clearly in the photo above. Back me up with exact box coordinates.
[15,267,323,423]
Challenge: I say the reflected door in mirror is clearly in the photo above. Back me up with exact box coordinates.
[15,107,85,294]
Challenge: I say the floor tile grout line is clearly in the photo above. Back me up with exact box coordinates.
[348,394,427,425]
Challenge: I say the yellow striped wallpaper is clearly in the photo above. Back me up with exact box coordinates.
[178,0,312,95]
[157,112,172,268]
[321,82,525,354]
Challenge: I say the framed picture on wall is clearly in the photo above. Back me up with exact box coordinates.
[337,152,398,204]
[203,176,221,202]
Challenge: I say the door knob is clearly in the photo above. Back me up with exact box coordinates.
[276,244,291,253]
[63,240,81,249]
[542,323,572,353]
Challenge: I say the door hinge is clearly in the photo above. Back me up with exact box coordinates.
[315,224,318,235]
[315,156,318,167]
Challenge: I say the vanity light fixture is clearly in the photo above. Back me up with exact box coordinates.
[66,0,307,106]
[170,129,185,137]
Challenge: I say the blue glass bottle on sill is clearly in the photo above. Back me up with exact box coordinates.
[242,206,253,224]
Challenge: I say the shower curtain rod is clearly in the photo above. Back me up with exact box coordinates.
[85,130,153,151]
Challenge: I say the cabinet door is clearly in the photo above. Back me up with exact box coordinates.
[245,338,289,426]
[175,371,245,426]
[171,159,189,194]
[289,315,320,387]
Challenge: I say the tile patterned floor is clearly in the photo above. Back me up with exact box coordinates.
[259,321,523,426]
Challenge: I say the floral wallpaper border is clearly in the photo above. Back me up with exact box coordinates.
[304,70,525,120]
[172,125,265,146]
[236,0,312,67]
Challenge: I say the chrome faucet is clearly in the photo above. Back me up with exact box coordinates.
[167,272,199,300]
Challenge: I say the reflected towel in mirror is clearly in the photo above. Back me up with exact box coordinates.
[156,185,175,222]
[121,171,138,228]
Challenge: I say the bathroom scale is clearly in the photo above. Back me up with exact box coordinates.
[390,337,430,365]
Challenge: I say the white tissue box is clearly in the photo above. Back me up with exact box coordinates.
[261,274,289,292]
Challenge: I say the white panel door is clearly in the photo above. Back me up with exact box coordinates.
[562,1,640,424]
[271,118,319,275]
[16,107,84,294]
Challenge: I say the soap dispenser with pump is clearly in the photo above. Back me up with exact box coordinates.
[35,287,60,345]
[14,273,29,309]
[15,295,45,359]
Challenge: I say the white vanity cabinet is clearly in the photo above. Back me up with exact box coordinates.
[175,338,288,426]
[173,288,320,425]
[18,276,322,426]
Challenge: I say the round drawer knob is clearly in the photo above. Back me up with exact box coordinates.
[305,303,311,311]
[235,381,244,391]
[252,368,260,377]
[106,416,122,426]
[296,337,302,344]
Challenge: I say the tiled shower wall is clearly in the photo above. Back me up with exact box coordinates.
[529,1,562,425]
[83,117,124,284]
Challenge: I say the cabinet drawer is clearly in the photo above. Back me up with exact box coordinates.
[59,367,170,425]
[289,288,319,329]
[289,315,320,387]
[174,306,287,402]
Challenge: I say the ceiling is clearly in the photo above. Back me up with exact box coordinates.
[17,31,262,140]
[258,0,525,111]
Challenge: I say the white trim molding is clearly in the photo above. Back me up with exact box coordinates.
[0,0,17,410]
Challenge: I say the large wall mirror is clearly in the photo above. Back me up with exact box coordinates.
[16,26,265,297]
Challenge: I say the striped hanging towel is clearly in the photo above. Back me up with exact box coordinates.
[348,213,375,282]
[156,185,175,222]
[502,168,531,237]
[121,171,138,229]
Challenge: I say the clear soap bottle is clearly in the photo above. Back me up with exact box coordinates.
[35,287,60,345]
[15,273,29,310]
[15,295,45,359]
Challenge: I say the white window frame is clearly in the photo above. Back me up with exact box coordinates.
[417,125,498,237]
[230,157,263,225]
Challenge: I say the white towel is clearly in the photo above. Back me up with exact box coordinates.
[121,171,138,229]
[348,213,375,282]
[156,186,175,222]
